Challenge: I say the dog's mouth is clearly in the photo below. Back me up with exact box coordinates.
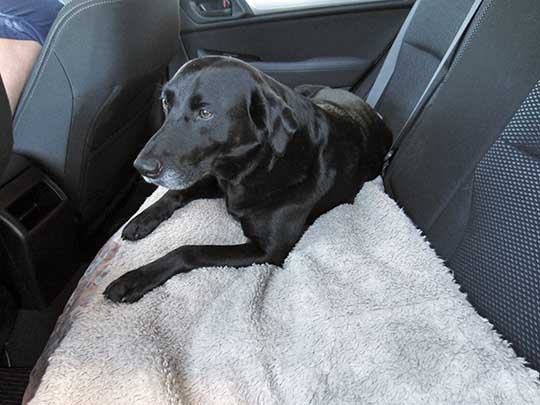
[142,165,206,190]
[135,147,215,190]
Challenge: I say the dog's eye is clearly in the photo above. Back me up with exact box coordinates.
[198,108,214,120]
[161,98,169,113]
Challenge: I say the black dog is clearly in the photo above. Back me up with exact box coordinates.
[104,56,392,303]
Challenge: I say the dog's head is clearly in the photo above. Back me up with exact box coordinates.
[134,56,299,190]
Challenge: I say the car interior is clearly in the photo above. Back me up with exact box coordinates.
[1,0,539,402]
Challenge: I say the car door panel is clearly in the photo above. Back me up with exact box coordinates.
[249,56,370,88]
[180,0,412,88]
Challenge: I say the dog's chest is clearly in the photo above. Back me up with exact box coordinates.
[222,184,253,220]
[222,181,279,222]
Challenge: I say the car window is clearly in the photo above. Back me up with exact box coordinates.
[245,0,381,15]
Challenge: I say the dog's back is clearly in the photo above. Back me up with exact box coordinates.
[296,85,393,180]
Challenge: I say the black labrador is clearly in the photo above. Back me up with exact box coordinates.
[104,56,392,303]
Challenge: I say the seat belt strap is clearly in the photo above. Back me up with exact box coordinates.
[366,0,422,108]
[382,0,484,176]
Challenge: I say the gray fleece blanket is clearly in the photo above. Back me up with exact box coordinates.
[25,179,540,404]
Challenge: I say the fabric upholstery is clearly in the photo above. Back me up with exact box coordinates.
[385,0,540,371]
[369,0,474,136]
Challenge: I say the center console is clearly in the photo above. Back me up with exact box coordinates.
[0,155,78,309]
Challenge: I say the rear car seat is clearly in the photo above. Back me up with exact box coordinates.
[357,0,476,136]
[382,0,540,371]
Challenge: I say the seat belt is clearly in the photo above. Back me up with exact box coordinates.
[382,0,485,176]
[366,0,422,108]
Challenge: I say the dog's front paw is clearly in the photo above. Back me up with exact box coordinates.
[103,268,158,303]
[122,212,162,241]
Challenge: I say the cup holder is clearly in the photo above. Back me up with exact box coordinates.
[7,181,61,231]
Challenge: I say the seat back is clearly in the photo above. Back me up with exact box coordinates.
[13,0,180,224]
[359,0,475,136]
[385,0,540,370]
[0,76,12,178]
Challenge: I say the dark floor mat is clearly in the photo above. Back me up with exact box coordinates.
[0,367,31,404]
[4,310,58,368]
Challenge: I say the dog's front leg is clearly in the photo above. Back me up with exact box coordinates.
[104,242,272,303]
[122,176,222,241]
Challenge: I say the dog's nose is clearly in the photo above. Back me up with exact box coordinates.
[134,157,162,179]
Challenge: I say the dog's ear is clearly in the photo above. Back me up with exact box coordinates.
[248,88,298,157]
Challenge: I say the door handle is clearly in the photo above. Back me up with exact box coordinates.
[192,0,232,17]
